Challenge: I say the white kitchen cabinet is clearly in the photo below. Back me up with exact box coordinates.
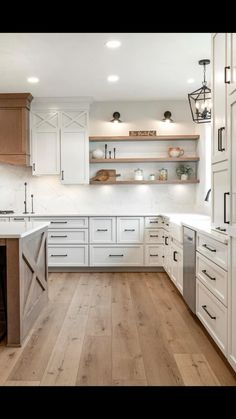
[227,33,236,97]
[145,216,164,228]
[48,245,88,267]
[212,161,230,232]
[48,229,88,245]
[31,111,60,175]
[163,233,171,275]
[212,33,228,163]
[197,232,228,271]
[60,110,89,184]
[90,245,144,266]
[170,240,183,294]
[89,217,116,243]
[145,245,164,266]
[117,217,144,243]
[144,228,164,244]
[228,237,236,371]
[227,92,236,227]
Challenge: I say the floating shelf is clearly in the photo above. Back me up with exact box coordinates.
[90,157,200,163]
[89,179,200,185]
[89,135,200,142]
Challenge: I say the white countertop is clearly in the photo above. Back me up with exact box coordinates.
[0,221,50,239]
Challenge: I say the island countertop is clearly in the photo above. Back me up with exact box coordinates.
[0,221,50,239]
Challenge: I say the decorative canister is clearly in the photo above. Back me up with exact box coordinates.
[134,168,144,180]
[149,174,155,181]
[92,148,104,159]
[168,147,184,158]
[159,168,168,181]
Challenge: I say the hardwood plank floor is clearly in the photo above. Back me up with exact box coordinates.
[0,272,235,386]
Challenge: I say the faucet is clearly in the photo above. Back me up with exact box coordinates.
[204,188,211,202]
[23,182,29,214]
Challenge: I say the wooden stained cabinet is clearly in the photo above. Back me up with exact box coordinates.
[0,93,33,165]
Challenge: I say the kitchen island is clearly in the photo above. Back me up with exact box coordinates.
[0,221,49,346]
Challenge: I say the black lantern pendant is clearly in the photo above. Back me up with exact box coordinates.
[188,59,211,123]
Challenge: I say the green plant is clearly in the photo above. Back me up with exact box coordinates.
[176,164,193,178]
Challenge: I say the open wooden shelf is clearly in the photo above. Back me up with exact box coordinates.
[89,135,200,142]
[89,179,200,185]
[90,157,200,163]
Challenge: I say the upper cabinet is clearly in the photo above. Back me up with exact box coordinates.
[30,98,91,184]
[212,33,228,163]
[0,93,33,165]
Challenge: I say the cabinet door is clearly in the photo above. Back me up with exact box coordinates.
[227,33,236,97]
[170,241,183,294]
[212,33,228,163]
[212,161,230,232]
[228,237,236,372]
[60,110,89,184]
[163,234,171,275]
[31,111,60,175]
[117,217,144,243]
[228,92,236,227]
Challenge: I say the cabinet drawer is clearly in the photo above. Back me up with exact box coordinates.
[32,217,88,229]
[196,279,227,355]
[90,245,144,266]
[145,216,164,228]
[89,217,116,243]
[48,245,88,267]
[0,217,10,222]
[117,217,144,243]
[197,233,228,270]
[145,245,164,266]
[11,217,29,222]
[48,229,88,245]
[144,229,164,244]
[196,252,228,306]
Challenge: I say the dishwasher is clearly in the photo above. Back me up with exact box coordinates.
[183,226,196,313]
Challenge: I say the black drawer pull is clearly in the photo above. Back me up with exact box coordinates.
[150,254,158,257]
[150,234,159,237]
[97,229,108,231]
[51,221,67,224]
[215,226,226,232]
[202,305,216,320]
[165,236,169,245]
[218,127,225,152]
[202,244,216,252]
[124,229,135,231]
[150,221,159,224]
[50,254,68,257]
[224,66,230,84]
[109,254,124,257]
[173,251,178,262]
[224,192,230,224]
[50,235,68,238]
[202,270,216,281]
[14,218,25,221]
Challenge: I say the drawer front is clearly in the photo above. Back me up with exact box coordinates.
[196,252,228,306]
[11,217,29,222]
[48,245,88,266]
[197,233,228,270]
[145,216,164,228]
[89,217,116,243]
[48,229,88,245]
[117,217,144,243]
[32,217,88,229]
[144,228,164,244]
[0,217,10,222]
[196,279,227,355]
[145,245,164,266]
[90,245,144,266]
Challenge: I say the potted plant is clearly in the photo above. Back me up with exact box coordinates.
[176,164,193,181]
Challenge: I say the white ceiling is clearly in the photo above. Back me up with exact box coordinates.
[0,33,211,101]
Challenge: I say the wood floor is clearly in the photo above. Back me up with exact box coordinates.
[0,272,236,386]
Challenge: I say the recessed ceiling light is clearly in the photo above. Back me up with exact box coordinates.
[27,77,39,84]
[105,40,121,49]
[107,75,119,83]
[187,78,195,84]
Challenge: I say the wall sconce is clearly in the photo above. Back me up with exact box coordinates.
[162,111,173,123]
[111,111,122,123]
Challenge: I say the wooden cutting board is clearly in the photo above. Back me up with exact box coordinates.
[90,169,121,182]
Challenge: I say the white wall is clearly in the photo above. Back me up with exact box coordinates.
[0,99,210,214]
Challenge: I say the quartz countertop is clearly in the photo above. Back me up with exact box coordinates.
[0,221,50,239]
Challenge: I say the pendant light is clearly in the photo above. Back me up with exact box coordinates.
[111,111,122,123]
[188,59,211,123]
[162,111,173,123]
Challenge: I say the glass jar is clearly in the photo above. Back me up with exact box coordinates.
[134,168,144,180]
[149,173,155,181]
[159,168,168,181]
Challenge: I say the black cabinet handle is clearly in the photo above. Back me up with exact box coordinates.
[173,251,178,262]
[165,236,169,245]
[150,221,158,224]
[61,170,64,180]
[50,235,68,238]
[109,254,124,257]
[215,226,226,232]
[97,229,108,232]
[124,229,135,231]
[202,305,216,320]
[14,217,25,221]
[202,244,216,252]
[224,66,230,84]
[33,163,35,171]
[150,254,158,257]
[51,221,67,224]
[202,269,216,281]
[224,192,230,224]
[218,127,225,152]
[150,234,159,237]
[51,254,68,257]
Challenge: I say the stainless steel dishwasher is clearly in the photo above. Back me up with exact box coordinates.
[183,226,196,313]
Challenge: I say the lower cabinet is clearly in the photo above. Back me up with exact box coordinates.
[170,240,183,294]
[48,245,88,267]
[90,245,144,266]
[228,237,236,371]
[196,278,227,355]
[163,233,171,275]
[145,245,164,266]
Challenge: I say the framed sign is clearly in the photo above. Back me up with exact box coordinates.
[129,130,157,136]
